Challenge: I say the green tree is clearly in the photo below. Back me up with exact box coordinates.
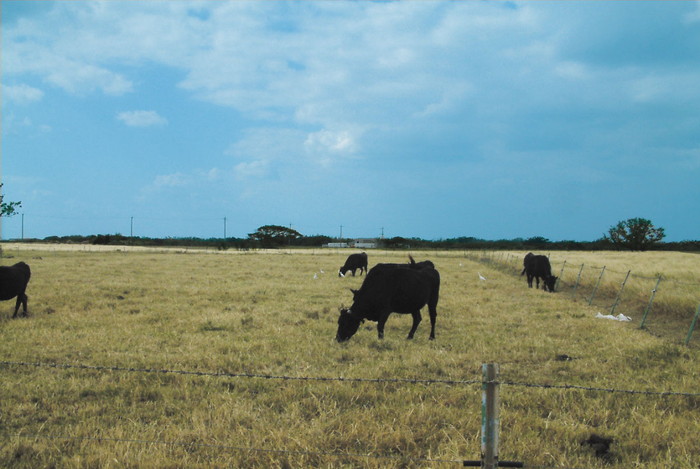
[605,217,665,251]
[0,184,21,217]
[248,225,302,247]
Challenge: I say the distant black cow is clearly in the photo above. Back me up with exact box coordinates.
[0,262,31,318]
[521,252,557,292]
[336,263,440,342]
[339,252,368,277]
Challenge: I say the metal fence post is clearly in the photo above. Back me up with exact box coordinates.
[588,266,606,305]
[610,270,631,316]
[685,303,700,346]
[554,261,566,292]
[481,363,499,469]
[640,276,662,330]
[572,264,584,299]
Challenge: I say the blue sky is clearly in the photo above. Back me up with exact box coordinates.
[2,1,699,242]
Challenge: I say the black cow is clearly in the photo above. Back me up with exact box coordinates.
[339,252,368,277]
[336,263,440,342]
[0,262,31,318]
[408,255,435,270]
[521,252,557,292]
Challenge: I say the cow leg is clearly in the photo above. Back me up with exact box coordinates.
[407,311,422,339]
[12,298,20,318]
[527,274,533,288]
[13,294,25,318]
[377,314,389,339]
[428,306,437,340]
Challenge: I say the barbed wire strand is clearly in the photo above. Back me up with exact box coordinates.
[0,360,481,387]
[2,360,699,397]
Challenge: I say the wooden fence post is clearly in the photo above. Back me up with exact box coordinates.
[640,276,662,330]
[588,266,606,305]
[610,270,631,316]
[685,303,700,346]
[481,363,500,469]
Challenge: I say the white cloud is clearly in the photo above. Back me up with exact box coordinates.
[3,84,44,104]
[683,1,700,23]
[233,160,270,180]
[152,172,189,188]
[305,129,356,153]
[117,110,168,127]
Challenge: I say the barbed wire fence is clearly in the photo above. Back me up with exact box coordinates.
[2,359,699,468]
[466,251,700,346]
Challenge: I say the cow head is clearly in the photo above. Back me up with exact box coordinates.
[336,308,364,342]
[544,275,558,292]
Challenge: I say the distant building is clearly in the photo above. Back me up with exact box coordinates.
[350,239,378,249]
[323,242,350,248]
[322,238,379,249]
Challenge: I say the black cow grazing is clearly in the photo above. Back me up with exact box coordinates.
[0,262,31,318]
[521,252,557,292]
[339,252,368,277]
[336,263,440,342]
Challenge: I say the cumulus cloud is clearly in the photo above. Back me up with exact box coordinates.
[117,110,168,127]
[305,129,356,153]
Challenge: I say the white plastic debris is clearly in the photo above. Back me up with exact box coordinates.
[595,312,632,322]
[478,272,487,281]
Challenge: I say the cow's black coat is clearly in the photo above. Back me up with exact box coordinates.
[521,252,557,292]
[336,262,440,342]
[339,252,368,277]
[0,262,31,318]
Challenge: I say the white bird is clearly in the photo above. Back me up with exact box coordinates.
[313,273,318,280]
[478,272,487,281]
[320,269,325,274]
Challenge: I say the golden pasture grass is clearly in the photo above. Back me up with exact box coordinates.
[0,247,698,468]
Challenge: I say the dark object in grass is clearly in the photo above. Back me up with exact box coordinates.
[581,433,614,458]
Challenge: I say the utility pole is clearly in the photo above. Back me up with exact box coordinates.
[130,217,134,238]
[224,217,227,239]
[339,225,343,239]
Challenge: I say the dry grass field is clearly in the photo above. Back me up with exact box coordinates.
[0,245,698,468]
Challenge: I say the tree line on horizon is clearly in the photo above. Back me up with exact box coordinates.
[2,186,692,251]
[10,221,699,252]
